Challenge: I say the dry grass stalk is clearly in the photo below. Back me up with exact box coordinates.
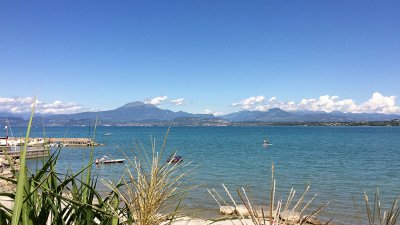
[103,128,194,225]
[209,163,329,225]
[355,188,400,225]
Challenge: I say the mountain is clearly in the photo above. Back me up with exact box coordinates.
[47,101,215,122]
[223,108,297,122]
[2,102,400,125]
[222,108,400,122]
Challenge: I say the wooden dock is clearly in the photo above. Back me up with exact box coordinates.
[0,146,49,159]
[4,137,102,147]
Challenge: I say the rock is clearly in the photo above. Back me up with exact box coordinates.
[1,169,13,177]
[233,205,276,219]
[235,205,250,217]
[279,210,301,223]
[251,205,274,218]
[0,179,8,187]
[302,215,322,225]
[220,206,235,215]
[0,196,13,210]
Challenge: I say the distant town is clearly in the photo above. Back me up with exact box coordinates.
[2,116,399,127]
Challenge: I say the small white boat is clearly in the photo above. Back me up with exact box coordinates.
[95,156,125,164]
[103,133,112,136]
[262,138,273,147]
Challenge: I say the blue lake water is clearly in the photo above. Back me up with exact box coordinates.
[12,126,400,225]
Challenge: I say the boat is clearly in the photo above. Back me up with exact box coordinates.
[103,133,112,136]
[167,155,183,163]
[262,138,273,147]
[95,156,125,164]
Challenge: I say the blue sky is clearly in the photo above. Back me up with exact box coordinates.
[0,1,399,115]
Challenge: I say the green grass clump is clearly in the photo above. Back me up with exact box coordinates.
[0,102,120,224]
[353,189,400,225]
[0,103,192,225]
[209,163,330,225]
[104,128,194,225]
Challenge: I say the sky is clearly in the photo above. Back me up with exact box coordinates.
[0,1,399,115]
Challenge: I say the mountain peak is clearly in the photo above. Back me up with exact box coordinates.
[268,108,286,112]
[118,101,145,109]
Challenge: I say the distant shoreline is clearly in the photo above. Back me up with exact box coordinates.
[7,122,400,128]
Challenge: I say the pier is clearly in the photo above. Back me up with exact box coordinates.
[2,137,102,147]
[0,137,102,159]
[47,138,102,146]
[0,146,49,159]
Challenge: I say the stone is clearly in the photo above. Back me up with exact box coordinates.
[251,205,275,218]
[302,215,322,225]
[235,205,250,217]
[220,206,235,215]
[1,169,13,177]
[279,210,301,223]
[0,179,8,187]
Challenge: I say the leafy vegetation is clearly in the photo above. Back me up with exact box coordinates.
[103,128,194,225]
[0,103,192,225]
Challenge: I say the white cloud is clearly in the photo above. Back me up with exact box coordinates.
[170,98,185,106]
[232,95,265,109]
[202,109,225,116]
[202,109,212,114]
[0,96,85,114]
[145,96,168,105]
[358,92,400,114]
[268,96,277,102]
[232,92,400,114]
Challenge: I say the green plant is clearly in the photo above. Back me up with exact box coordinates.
[353,189,400,225]
[104,128,194,225]
[0,102,120,225]
[208,163,329,225]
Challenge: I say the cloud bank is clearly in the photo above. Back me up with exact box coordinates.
[170,98,185,106]
[0,97,85,114]
[232,95,265,109]
[233,92,400,114]
[145,96,186,106]
[202,109,224,116]
[145,96,168,105]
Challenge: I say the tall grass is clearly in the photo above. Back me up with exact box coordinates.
[353,189,400,225]
[0,102,120,224]
[209,162,329,225]
[11,97,36,225]
[0,109,192,225]
[104,128,194,225]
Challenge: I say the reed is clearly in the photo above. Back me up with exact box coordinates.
[353,189,400,225]
[209,162,330,225]
[0,104,120,224]
[103,128,194,225]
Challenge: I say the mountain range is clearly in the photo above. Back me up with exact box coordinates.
[1,101,399,124]
[222,108,400,122]
[46,101,215,122]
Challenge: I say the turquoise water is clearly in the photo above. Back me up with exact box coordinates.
[19,126,400,224]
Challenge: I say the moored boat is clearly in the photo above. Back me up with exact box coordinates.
[262,137,272,147]
[95,156,125,164]
[167,155,183,163]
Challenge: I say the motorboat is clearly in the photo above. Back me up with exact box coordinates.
[103,133,112,136]
[167,155,183,163]
[262,138,273,147]
[95,156,125,164]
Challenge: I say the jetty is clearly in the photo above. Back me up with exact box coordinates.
[0,146,49,159]
[1,137,102,147]
[0,137,102,159]
[47,138,102,147]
